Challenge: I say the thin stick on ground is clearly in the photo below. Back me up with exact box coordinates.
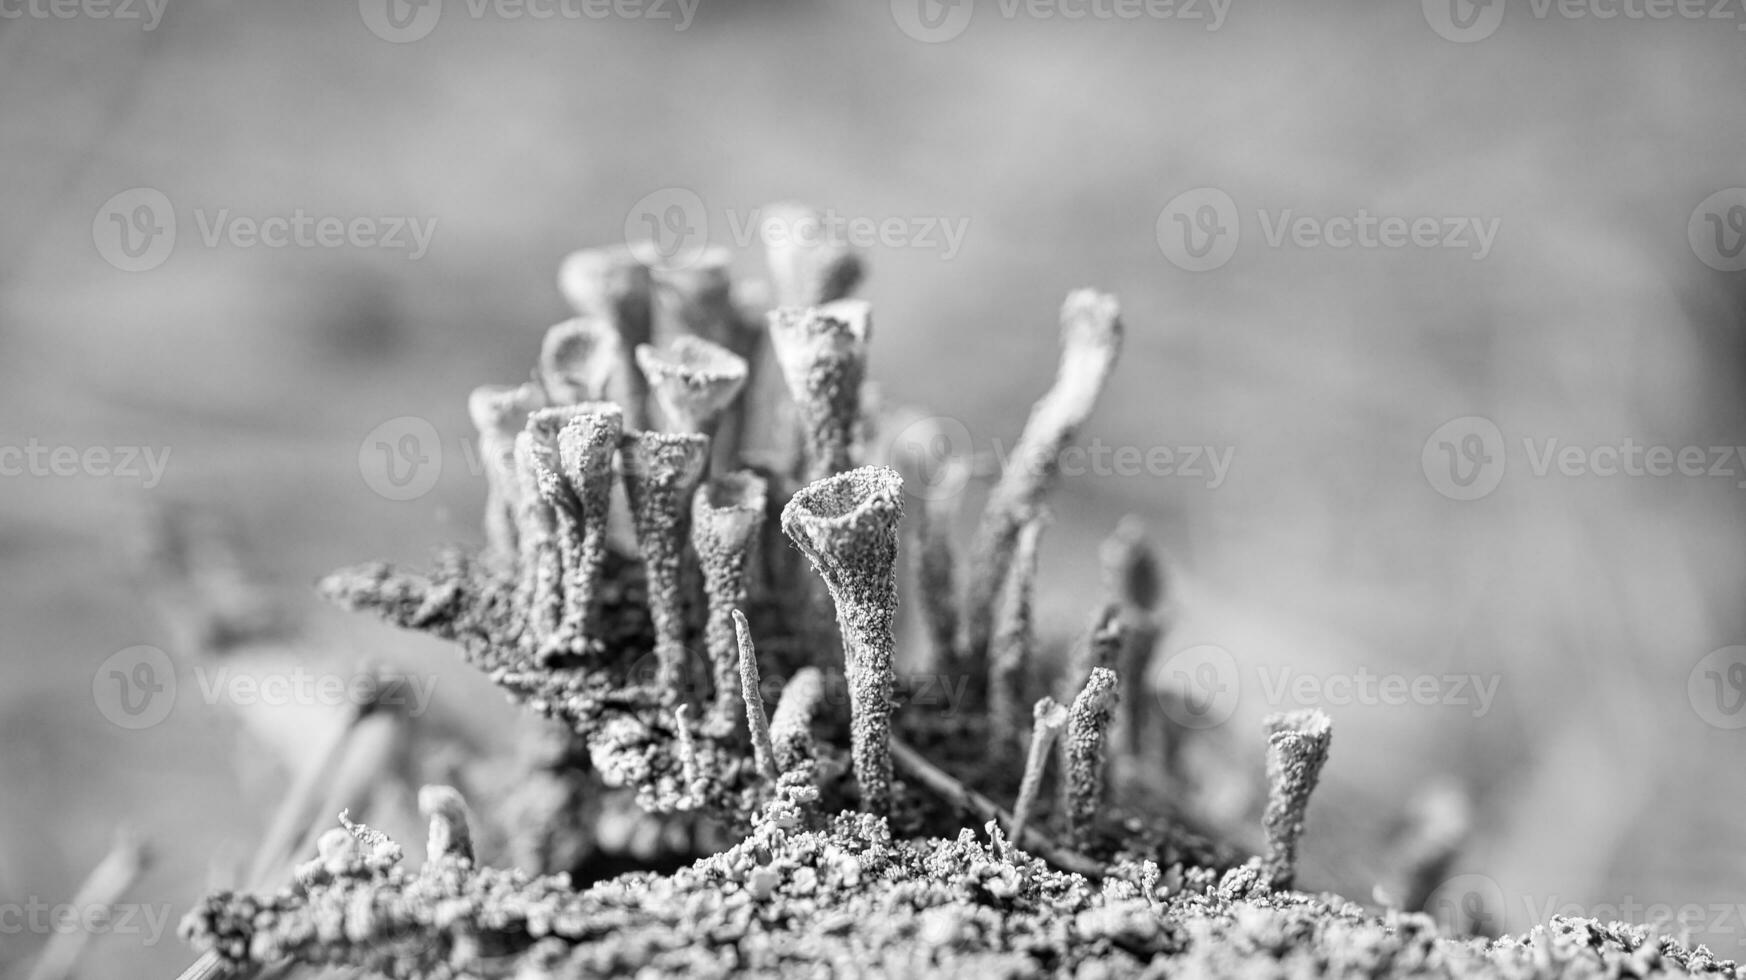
[1010,696,1069,845]
[888,736,1104,881]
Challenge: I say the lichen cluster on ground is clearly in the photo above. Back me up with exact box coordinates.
[171,206,1745,979]
[183,791,1745,979]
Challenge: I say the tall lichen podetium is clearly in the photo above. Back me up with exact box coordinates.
[892,414,968,676]
[558,245,655,430]
[691,470,768,735]
[513,428,564,651]
[467,381,546,565]
[781,465,903,816]
[988,509,1049,752]
[732,609,779,783]
[1100,516,1166,763]
[1261,709,1333,891]
[552,403,624,649]
[768,299,871,484]
[524,405,609,660]
[961,290,1123,666]
[619,430,710,694]
[635,335,749,438]
[1063,666,1118,852]
[769,666,825,773]
[539,317,622,406]
[740,202,863,476]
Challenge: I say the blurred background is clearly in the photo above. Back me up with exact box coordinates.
[6,0,1746,973]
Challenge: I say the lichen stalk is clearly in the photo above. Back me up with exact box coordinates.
[1011,696,1068,845]
[1100,516,1165,760]
[635,335,749,437]
[691,471,768,734]
[673,704,703,809]
[650,245,738,347]
[539,316,622,407]
[1062,604,1124,705]
[761,202,865,310]
[553,404,624,646]
[961,290,1123,664]
[768,300,872,483]
[1261,709,1333,891]
[892,416,967,674]
[558,245,654,428]
[781,465,904,816]
[468,382,545,563]
[618,430,710,694]
[512,430,563,648]
[769,666,825,773]
[1063,666,1119,851]
[732,609,779,782]
[526,406,603,658]
[418,785,474,865]
[989,510,1049,749]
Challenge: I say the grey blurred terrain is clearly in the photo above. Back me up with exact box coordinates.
[5,0,1746,973]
